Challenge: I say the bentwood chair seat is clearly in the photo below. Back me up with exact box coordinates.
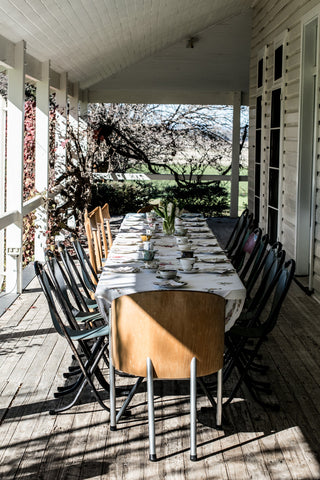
[109,290,225,461]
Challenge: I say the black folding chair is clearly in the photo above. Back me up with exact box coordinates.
[34,261,110,414]
[227,212,254,261]
[45,249,102,325]
[58,242,98,311]
[224,208,249,254]
[70,234,99,293]
[232,227,262,273]
[240,233,269,286]
[223,259,295,407]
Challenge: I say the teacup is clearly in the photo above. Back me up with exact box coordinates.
[176,236,189,245]
[180,258,195,271]
[143,240,153,251]
[158,269,177,279]
[143,250,155,261]
[181,250,195,258]
[178,244,193,252]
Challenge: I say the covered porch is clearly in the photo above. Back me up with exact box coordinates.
[1,268,319,479]
[1,1,320,478]
[0,0,251,296]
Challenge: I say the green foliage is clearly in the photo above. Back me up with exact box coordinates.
[90,180,229,217]
[90,182,162,215]
[163,182,229,217]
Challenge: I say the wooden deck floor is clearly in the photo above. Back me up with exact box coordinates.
[1,276,320,479]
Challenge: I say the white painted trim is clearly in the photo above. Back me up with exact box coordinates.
[6,40,25,294]
[0,34,15,69]
[0,95,6,288]
[296,10,320,279]
[230,91,241,217]
[35,60,50,262]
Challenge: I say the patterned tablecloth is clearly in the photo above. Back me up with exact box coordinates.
[95,213,246,331]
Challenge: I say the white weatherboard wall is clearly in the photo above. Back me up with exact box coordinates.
[248,0,320,298]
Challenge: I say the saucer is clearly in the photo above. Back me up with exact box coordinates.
[178,267,199,274]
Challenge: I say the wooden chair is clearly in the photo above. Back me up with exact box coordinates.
[101,202,113,247]
[85,206,108,273]
[109,290,225,461]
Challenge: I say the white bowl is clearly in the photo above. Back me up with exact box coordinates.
[158,269,177,279]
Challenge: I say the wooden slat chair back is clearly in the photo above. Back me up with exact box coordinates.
[101,202,113,248]
[110,290,225,461]
[85,206,109,273]
[84,210,99,275]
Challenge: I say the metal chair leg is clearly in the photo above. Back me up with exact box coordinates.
[110,349,116,431]
[216,369,222,428]
[190,357,197,461]
[147,357,156,461]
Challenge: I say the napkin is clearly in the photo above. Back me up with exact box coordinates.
[103,266,140,273]
[154,280,186,288]
[197,256,229,263]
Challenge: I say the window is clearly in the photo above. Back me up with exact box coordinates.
[258,58,263,88]
[268,88,282,243]
[255,95,262,220]
[274,45,283,81]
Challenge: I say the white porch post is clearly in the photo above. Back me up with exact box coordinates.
[55,72,68,175]
[34,60,50,261]
[69,81,79,131]
[6,41,25,293]
[230,91,241,218]
[0,95,6,288]
[79,89,88,156]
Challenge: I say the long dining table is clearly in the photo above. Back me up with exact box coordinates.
[95,212,246,331]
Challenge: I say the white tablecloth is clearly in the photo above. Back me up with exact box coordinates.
[95,213,246,331]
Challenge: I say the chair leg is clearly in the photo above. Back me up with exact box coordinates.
[190,357,197,461]
[109,349,116,431]
[216,369,223,428]
[147,357,156,461]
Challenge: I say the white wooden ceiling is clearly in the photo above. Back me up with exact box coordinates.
[0,0,252,104]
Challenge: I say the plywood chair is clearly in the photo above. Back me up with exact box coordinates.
[109,290,225,461]
[101,202,113,248]
[85,206,109,274]
[84,209,99,275]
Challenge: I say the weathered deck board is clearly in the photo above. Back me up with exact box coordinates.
[1,277,320,479]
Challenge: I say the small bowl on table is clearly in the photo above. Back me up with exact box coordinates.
[175,227,187,236]
[158,268,177,280]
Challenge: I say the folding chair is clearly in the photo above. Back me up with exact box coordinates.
[70,234,99,291]
[45,249,102,325]
[109,290,225,461]
[224,259,295,406]
[224,208,249,254]
[34,261,110,414]
[58,241,98,311]
[232,227,262,273]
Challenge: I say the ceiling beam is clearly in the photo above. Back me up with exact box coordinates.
[88,89,249,106]
[0,34,15,69]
